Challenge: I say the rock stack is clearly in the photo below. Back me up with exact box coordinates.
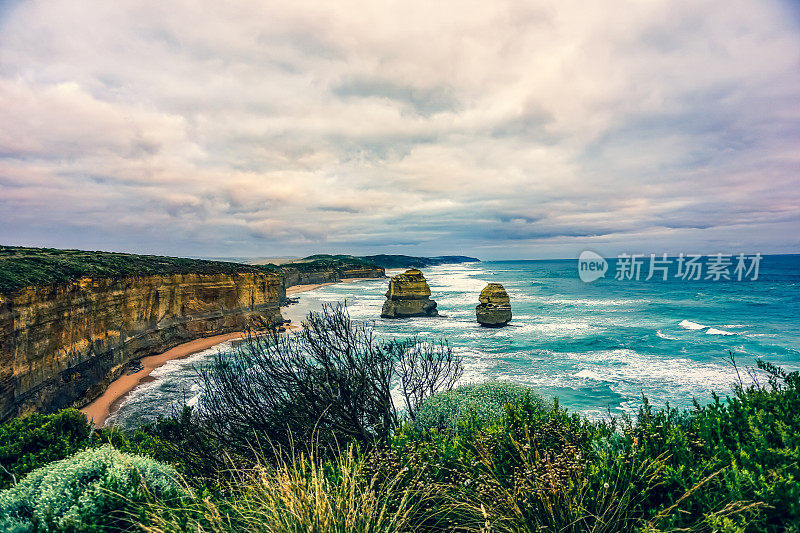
[381,269,438,318]
[476,283,512,327]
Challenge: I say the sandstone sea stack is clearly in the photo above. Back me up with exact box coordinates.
[476,283,512,327]
[381,269,438,318]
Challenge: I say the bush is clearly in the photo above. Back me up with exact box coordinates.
[0,408,203,490]
[629,358,800,531]
[383,397,618,532]
[0,444,185,532]
[2,356,797,531]
[0,409,92,490]
[377,359,800,532]
[412,381,545,431]
[197,304,463,460]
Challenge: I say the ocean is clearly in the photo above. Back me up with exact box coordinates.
[108,255,800,427]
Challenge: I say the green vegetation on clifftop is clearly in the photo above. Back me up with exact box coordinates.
[0,247,477,293]
[0,245,269,294]
[363,254,479,269]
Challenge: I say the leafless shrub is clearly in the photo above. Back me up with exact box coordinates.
[196,303,462,458]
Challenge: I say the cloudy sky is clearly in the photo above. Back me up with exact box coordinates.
[0,0,798,260]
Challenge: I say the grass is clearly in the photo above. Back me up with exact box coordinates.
[0,358,797,531]
[142,445,439,533]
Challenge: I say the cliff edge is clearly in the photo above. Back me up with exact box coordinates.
[0,246,285,421]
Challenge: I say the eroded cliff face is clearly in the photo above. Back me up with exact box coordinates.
[0,272,283,421]
[476,283,512,327]
[380,269,438,318]
[279,266,385,289]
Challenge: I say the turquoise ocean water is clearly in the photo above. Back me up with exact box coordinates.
[109,255,800,427]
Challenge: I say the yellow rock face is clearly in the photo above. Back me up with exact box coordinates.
[381,269,438,318]
[479,283,511,305]
[476,283,512,327]
[0,272,283,421]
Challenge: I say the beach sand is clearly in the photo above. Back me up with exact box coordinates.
[80,332,244,428]
[82,276,380,427]
[286,277,380,296]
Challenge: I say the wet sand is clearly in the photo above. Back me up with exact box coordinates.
[80,332,244,428]
[286,277,381,296]
[82,277,380,427]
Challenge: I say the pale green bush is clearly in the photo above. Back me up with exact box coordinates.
[0,444,184,532]
[413,381,545,431]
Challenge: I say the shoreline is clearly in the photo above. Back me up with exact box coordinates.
[286,276,382,296]
[82,276,382,428]
[80,332,245,428]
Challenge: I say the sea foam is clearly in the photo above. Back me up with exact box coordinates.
[706,327,735,336]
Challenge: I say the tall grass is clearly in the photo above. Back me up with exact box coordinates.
[143,445,441,533]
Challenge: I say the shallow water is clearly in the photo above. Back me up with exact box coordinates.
[109,256,800,427]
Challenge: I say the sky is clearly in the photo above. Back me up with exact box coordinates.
[0,0,798,260]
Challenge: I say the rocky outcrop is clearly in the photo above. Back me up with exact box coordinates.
[476,283,512,327]
[0,272,283,421]
[381,269,438,318]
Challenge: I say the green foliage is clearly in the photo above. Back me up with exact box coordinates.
[0,408,209,491]
[361,254,479,269]
[0,245,270,294]
[0,409,92,490]
[628,358,800,531]
[0,444,184,532]
[374,359,800,531]
[291,253,478,270]
[0,246,403,294]
[412,381,545,431]
[114,407,230,481]
[1,358,798,532]
[382,397,629,531]
[285,254,382,271]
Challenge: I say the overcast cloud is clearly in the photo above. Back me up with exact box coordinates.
[0,0,798,259]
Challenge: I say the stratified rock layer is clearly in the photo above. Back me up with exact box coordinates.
[476,283,512,327]
[381,269,438,318]
[0,272,283,421]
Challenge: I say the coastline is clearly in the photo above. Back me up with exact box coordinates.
[82,276,382,428]
[80,332,245,428]
[286,277,381,295]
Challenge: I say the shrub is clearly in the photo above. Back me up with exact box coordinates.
[0,409,92,490]
[381,359,800,532]
[0,444,185,532]
[197,304,463,460]
[412,381,545,431]
[384,397,621,531]
[633,358,800,531]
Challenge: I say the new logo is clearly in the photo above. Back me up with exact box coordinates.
[578,251,608,283]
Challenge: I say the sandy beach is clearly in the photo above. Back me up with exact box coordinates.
[80,332,244,428]
[82,277,379,428]
[286,277,380,296]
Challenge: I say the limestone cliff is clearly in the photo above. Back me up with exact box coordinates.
[0,272,283,421]
[278,266,384,291]
[277,256,385,292]
[476,283,512,327]
[381,269,438,318]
